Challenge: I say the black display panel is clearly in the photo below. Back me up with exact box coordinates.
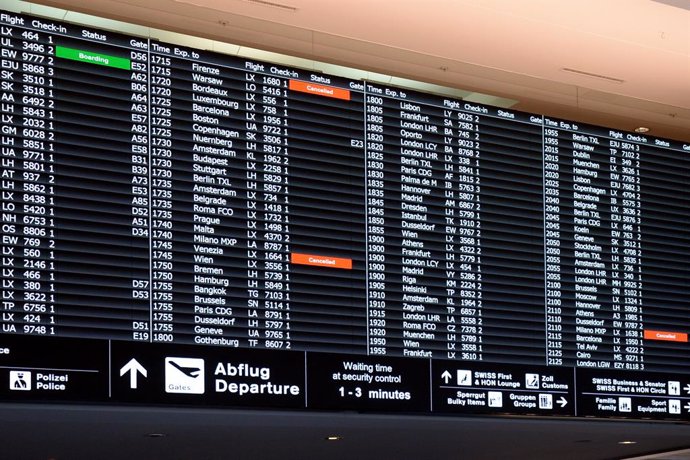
[0,9,689,420]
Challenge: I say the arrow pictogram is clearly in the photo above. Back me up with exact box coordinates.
[441,370,452,384]
[120,358,147,389]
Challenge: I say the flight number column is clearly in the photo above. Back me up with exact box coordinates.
[0,25,57,336]
[363,85,388,355]
[245,68,292,349]
[442,103,484,361]
[608,135,644,369]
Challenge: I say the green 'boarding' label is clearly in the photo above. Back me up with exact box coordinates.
[55,46,130,70]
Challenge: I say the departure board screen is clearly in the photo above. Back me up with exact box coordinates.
[1,9,689,420]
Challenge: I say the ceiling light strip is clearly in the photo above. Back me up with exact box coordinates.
[244,0,298,11]
[562,68,625,83]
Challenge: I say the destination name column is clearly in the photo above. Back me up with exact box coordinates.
[545,119,614,368]
[186,53,245,346]
[364,84,449,358]
[396,94,445,359]
[147,42,247,346]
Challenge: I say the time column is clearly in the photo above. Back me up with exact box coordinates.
[542,122,566,365]
[363,85,388,355]
[148,44,176,342]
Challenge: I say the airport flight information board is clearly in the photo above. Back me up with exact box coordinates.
[0,10,689,420]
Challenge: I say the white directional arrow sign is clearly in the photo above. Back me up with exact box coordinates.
[120,358,147,389]
[557,397,568,408]
[441,370,452,384]
[684,402,690,413]
[684,384,690,394]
